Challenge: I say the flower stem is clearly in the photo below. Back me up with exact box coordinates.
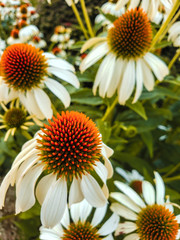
[102,96,118,122]
[150,0,180,50]
[164,175,180,183]
[71,2,89,39]
[168,48,180,70]
[80,0,94,38]
[163,162,180,178]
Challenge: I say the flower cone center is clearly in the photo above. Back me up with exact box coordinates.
[107,7,152,59]
[62,221,101,240]
[0,43,48,91]
[4,108,26,128]
[37,111,102,181]
[136,204,179,240]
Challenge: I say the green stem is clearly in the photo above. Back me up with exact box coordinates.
[163,175,180,183]
[163,162,180,178]
[168,48,180,70]
[150,0,180,50]
[71,2,89,39]
[80,0,94,38]
[0,214,15,222]
[102,96,118,122]
[158,9,180,44]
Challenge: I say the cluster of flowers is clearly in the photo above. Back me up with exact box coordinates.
[0,0,180,239]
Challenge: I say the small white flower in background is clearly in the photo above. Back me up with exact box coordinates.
[80,8,169,105]
[116,167,144,194]
[0,111,113,228]
[40,199,119,239]
[95,1,125,26]
[0,43,79,120]
[29,36,47,49]
[7,29,22,45]
[19,25,39,42]
[168,21,180,47]
[110,171,180,240]
[0,38,6,51]
[65,0,79,7]
[115,0,174,23]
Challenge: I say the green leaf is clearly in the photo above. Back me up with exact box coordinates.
[96,119,112,143]
[141,131,154,158]
[71,88,103,105]
[126,100,148,120]
[96,7,117,23]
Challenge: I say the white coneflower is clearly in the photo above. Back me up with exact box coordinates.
[110,172,180,240]
[0,100,34,141]
[40,199,119,239]
[19,25,39,42]
[7,29,21,45]
[95,1,125,26]
[0,43,79,120]
[168,21,180,47]
[29,36,47,49]
[0,111,113,228]
[80,8,169,105]
[116,167,144,194]
[115,0,174,23]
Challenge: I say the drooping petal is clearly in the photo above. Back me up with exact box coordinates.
[94,161,108,183]
[34,88,53,119]
[47,58,75,72]
[81,174,107,207]
[141,58,155,91]
[15,164,44,214]
[115,222,137,235]
[133,59,143,103]
[80,42,109,72]
[69,177,84,206]
[45,78,71,108]
[123,233,140,240]
[110,203,138,221]
[41,178,67,228]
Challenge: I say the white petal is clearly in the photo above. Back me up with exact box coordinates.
[34,88,53,119]
[43,52,56,59]
[60,205,70,228]
[115,222,137,235]
[41,178,67,228]
[40,226,62,240]
[103,234,114,240]
[94,161,108,183]
[80,42,109,72]
[110,192,141,213]
[106,58,125,98]
[128,0,140,9]
[144,53,169,81]
[101,143,113,178]
[124,233,140,240]
[81,37,107,53]
[142,181,155,205]
[115,0,129,10]
[36,173,56,205]
[69,177,84,206]
[133,59,143,103]
[98,213,119,236]
[70,201,81,223]
[116,167,131,182]
[110,203,138,221]
[81,174,107,207]
[47,58,75,72]
[141,58,155,91]
[45,78,70,108]
[48,67,79,88]
[154,171,165,204]
[91,204,107,227]
[114,181,146,208]
[118,60,136,105]
[79,199,92,222]
[98,54,116,98]
[15,164,43,214]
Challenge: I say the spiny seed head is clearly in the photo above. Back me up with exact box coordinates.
[37,111,102,181]
[0,43,48,91]
[130,180,142,194]
[107,7,152,59]
[62,221,101,240]
[136,204,179,240]
[4,108,26,128]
